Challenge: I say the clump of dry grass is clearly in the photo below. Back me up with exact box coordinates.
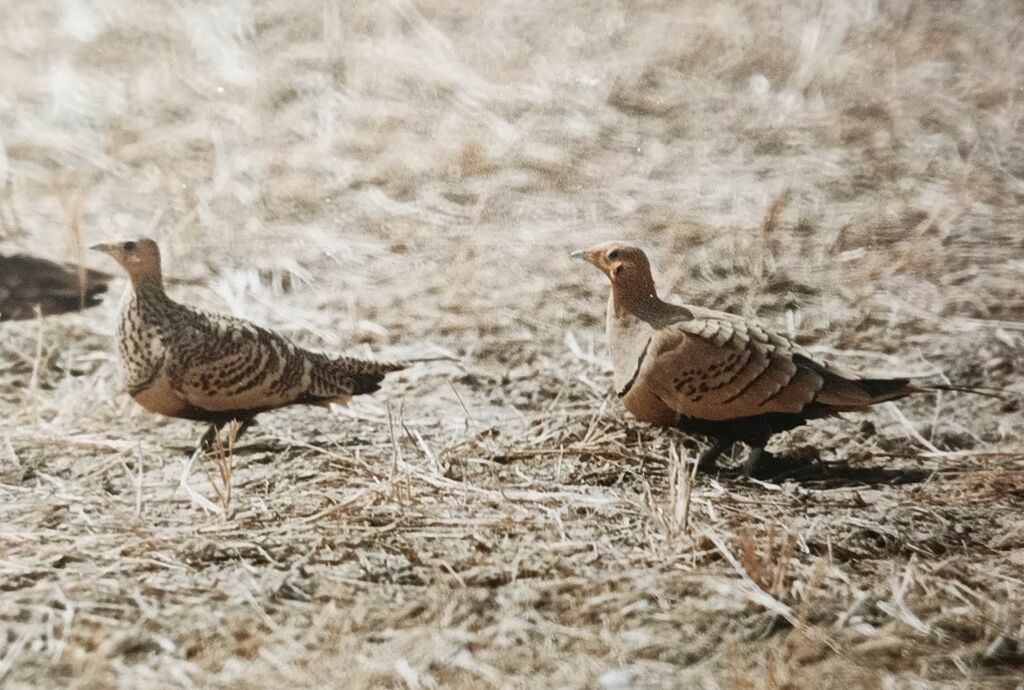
[1,0,1023,687]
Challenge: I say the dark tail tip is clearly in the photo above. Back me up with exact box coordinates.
[859,377,914,400]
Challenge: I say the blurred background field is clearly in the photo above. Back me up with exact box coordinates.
[1,0,1023,687]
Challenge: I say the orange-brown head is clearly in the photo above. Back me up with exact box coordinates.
[90,238,163,290]
[571,242,658,303]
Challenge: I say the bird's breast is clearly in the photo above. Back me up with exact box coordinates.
[621,376,680,426]
[117,294,170,395]
[606,311,655,394]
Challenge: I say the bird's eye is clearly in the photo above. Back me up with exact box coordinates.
[123,241,137,252]
[607,249,619,261]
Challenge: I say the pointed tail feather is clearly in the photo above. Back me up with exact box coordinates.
[854,376,1007,403]
[814,373,1003,411]
[847,376,1007,406]
[399,355,460,364]
[800,349,1008,409]
[811,371,917,410]
[314,353,457,398]
[915,381,1007,401]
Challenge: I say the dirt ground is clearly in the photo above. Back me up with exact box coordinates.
[1,0,1023,687]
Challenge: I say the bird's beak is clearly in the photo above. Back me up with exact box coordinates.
[571,248,599,266]
[90,243,111,254]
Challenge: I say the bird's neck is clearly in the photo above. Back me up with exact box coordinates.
[610,278,663,322]
[129,272,167,300]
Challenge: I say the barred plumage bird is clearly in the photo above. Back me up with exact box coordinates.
[91,238,404,448]
[573,242,991,477]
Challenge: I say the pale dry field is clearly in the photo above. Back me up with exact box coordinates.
[1,0,1024,688]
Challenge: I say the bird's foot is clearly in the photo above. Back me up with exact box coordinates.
[742,447,772,478]
[705,447,777,480]
[696,439,729,474]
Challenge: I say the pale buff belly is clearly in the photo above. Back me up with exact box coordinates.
[131,373,189,418]
[621,383,679,427]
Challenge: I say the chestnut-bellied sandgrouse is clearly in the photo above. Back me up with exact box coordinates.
[573,242,991,477]
[91,238,404,448]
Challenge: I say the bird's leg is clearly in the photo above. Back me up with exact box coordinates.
[198,423,224,452]
[227,417,255,446]
[697,438,729,472]
[742,445,775,478]
[194,417,256,455]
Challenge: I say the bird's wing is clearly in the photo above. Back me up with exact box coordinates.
[164,308,315,413]
[164,307,401,412]
[635,310,834,421]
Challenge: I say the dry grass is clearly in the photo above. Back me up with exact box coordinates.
[2,0,1024,687]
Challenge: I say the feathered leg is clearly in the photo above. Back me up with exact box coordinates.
[742,445,775,478]
[198,424,219,451]
[697,438,729,472]
[197,416,256,452]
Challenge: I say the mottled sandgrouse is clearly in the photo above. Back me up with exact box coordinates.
[0,253,110,321]
[92,238,404,448]
[574,242,987,477]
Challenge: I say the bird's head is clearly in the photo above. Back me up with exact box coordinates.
[90,238,162,286]
[571,242,654,286]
